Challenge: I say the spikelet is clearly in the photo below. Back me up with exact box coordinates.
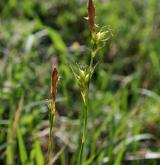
[87,0,95,32]
[51,65,59,100]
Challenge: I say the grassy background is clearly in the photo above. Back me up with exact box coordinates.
[0,0,160,164]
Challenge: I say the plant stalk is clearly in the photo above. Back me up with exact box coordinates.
[46,100,55,165]
[78,91,89,165]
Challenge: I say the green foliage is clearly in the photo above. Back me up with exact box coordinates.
[17,126,28,164]
[0,0,160,165]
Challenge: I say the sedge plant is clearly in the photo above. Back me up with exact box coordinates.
[46,65,59,165]
[71,0,112,165]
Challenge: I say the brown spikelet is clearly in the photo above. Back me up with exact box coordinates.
[87,0,95,32]
[51,66,59,100]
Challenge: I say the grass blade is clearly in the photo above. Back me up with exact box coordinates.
[17,126,28,164]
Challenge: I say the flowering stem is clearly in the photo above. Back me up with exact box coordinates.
[90,56,94,69]
[46,100,55,165]
[78,89,89,165]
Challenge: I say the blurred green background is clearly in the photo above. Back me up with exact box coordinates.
[0,0,160,164]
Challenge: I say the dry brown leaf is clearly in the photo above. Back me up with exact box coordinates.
[87,0,95,32]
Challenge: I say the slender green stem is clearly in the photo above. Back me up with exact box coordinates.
[90,56,94,69]
[78,92,89,165]
[46,101,55,165]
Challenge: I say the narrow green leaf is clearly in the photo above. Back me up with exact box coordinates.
[47,27,67,54]
[35,139,44,165]
[17,126,28,164]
